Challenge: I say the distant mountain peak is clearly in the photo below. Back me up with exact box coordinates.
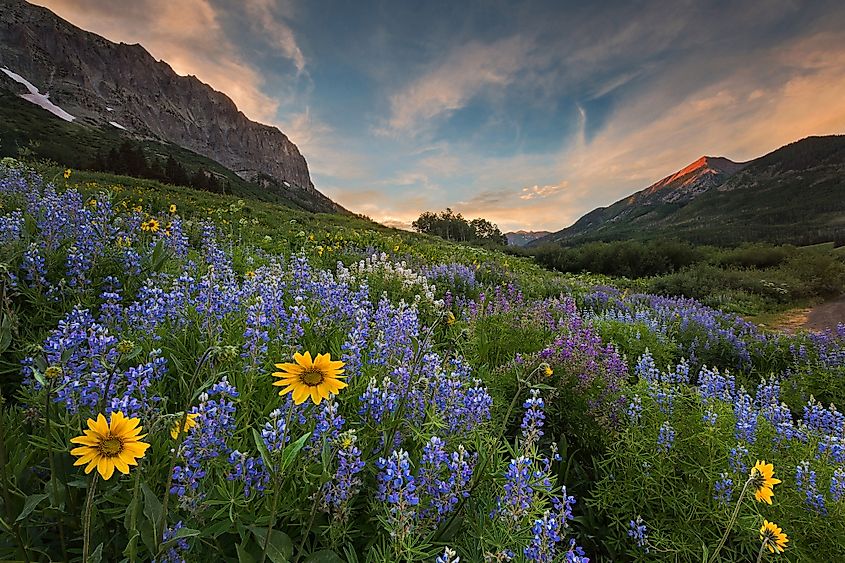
[530,134,845,247]
[638,155,746,204]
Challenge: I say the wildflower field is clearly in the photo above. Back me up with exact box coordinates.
[1,162,844,562]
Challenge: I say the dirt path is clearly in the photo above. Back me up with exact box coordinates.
[803,295,845,331]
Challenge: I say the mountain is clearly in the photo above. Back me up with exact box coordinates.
[506,230,551,246]
[0,0,343,214]
[532,135,845,247]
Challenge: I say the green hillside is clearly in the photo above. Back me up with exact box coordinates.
[537,135,845,247]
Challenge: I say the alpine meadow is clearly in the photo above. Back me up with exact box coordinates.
[2,1,845,562]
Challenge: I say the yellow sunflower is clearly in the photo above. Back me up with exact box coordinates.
[169,204,177,213]
[760,520,788,553]
[170,413,199,439]
[542,363,553,377]
[70,412,149,480]
[750,460,781,504]
[272,352,346,405]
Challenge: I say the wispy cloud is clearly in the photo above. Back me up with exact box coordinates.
[243,0,306,74]
[520,181,569,200]
[381,36,534,135]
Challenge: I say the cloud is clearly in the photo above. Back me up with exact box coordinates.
[31,0,292,122]
[520,181,569,200]
[382,36,534,134]
[243,0,306,73]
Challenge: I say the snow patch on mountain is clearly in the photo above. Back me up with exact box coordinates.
[109,121,127,130]
[1,67,76,122]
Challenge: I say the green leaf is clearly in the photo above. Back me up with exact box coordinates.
[236,542,257,563]
[89,542,104,563]
[123,530,140,561]
[252,427,273,472]
[32,368,46,387]
[200,518,236,538]
[139,483,162,552]
[15,493,49,522]
[139,519,156,555]
[0,312,13,354]
[304,550,344,563]
[141,483,163,536]
[249,526,292,563]
[281,432,310,471]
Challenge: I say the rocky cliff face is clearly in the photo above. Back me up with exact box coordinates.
[0,0,337,209]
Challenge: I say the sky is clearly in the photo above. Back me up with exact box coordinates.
[32,0,845,232]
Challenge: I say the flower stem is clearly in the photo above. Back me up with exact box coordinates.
[294,497,319,562]
[710,476,752,563]
[756,541,767,563]
[97,351,124,413]
[44,382,68,561]
[261,404,296,563]
[156,347,214,554]
[82,473,99,562]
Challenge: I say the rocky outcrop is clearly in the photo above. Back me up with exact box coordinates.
[0,0,338,210]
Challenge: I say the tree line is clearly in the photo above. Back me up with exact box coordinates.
[89,140,231,194]
[412,208,508,246]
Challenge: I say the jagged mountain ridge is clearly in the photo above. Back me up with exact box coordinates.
[0,0,343,213]
[532,135,845,247]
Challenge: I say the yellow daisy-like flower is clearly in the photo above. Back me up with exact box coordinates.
[141,218,160,233]
[170,413,199,439]
[760,520,788,553]
[70,412,149,480]
[169,204,177,213]
[541,363,553,377]
[63,169,71,179]
[446,312,456,326]
[272,352,347,405]
[750,460,781,504]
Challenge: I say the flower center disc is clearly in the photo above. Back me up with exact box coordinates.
[100,436,123,456]
[300,369,325,386]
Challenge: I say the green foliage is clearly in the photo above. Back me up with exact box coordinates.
[592,381,845,562]
[412,208,508,246]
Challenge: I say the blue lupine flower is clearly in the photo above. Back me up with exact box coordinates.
[714,473,733,505]
[628,516,648,552]
[227,450,270,498]
[796,461,826,514]
[321,431,365,521]
[657,421,675,453]
[831,466,845,502]
[521,389,546,449]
